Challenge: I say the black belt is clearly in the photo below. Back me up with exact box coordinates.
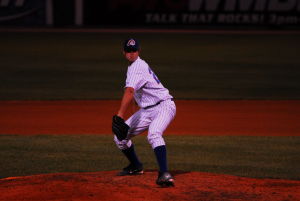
[144,98,174,109]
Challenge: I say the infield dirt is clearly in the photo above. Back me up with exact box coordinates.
[1,170,300,201]
[1,100,300,136]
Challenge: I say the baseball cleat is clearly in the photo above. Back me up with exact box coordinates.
[156,172,175,187]
[117,163,144,176]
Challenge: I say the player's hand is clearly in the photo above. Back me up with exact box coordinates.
[117,112,124,119]
[112,115,130,141]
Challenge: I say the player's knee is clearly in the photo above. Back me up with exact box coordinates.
[114,135,132,150]
[147,133,165,149]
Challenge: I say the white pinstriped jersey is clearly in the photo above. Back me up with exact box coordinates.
[115,56,176,150]
[125,57,173,108]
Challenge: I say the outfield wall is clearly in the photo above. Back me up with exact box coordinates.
[1,0,300,29]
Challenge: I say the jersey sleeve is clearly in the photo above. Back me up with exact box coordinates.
[125,65,147,91]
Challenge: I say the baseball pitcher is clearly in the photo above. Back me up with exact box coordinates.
[112,38,176,187]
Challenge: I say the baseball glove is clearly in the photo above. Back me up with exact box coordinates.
[112,115,130,141]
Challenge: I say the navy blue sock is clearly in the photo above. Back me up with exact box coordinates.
[154,145,168,173]
[122,145,142,167]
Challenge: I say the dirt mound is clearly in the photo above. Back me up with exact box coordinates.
[0,171,299,201]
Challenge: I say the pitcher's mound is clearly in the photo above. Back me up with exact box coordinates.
[0,170,299,201]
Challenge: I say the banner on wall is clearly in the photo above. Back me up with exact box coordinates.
[84,0,300,27]
[0,0,299,27]
[0,0,48,25]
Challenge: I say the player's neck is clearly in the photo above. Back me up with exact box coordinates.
[128,57,139,65]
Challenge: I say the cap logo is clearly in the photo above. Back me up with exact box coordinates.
[127,39,136,47]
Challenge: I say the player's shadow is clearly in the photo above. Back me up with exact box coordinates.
[145,169,190,176]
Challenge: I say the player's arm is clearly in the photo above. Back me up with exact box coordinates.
[117,87,134,119]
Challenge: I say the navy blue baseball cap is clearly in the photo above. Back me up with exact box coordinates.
[123,38,140,52]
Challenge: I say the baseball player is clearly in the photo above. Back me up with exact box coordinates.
[113,38,176,187]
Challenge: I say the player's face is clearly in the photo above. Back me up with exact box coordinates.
[124,51,139,63]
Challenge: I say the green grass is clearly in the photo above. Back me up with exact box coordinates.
[0,135,299,180]
[0,32,300,100]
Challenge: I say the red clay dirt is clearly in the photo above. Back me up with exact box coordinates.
[1,171,300,201]
[0,100,300,136]
[0,171,300,201]
[1,100,300,201]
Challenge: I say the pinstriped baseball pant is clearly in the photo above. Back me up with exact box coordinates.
[114,99,176,150]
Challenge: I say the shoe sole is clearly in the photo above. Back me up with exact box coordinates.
[157,179,175,187]
[117,170,144,176]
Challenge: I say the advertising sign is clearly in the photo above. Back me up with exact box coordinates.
[0,0,46,25]
[84,0,300,27]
